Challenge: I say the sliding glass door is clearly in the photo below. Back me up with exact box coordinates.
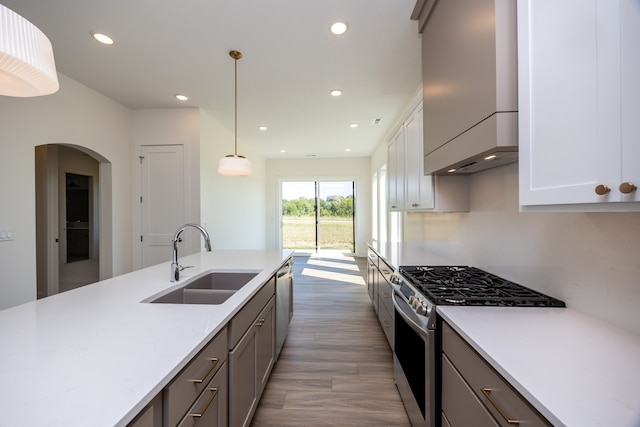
[281,181,355,254]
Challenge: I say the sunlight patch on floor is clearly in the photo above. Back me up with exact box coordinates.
[299,266,366,286]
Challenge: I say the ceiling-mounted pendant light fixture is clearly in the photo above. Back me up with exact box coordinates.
[218,50,253,176]
[0,4,59,97]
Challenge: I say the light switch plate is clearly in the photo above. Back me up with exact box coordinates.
[0,228,14,241]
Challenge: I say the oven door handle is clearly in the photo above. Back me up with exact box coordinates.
[392,290,431,340]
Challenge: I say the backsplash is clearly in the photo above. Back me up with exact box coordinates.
[404,163,640,336]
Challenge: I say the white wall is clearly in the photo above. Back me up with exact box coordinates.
[265,157,371,256]
[404,163,640,336]
[0,74,133,309]
[131,108,202,267]
[199,109,267,250]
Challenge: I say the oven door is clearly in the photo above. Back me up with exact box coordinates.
[393,291,436,427]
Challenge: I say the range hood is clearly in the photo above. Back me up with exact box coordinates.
[414,0,518,176]
[424,111,518,175]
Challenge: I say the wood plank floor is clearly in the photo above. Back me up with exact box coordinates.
[251,253,410,426]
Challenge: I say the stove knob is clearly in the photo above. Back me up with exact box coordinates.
[408,296,416,306]
[416,304,427,316]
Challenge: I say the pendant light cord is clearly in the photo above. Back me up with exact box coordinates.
[234,54,238,156]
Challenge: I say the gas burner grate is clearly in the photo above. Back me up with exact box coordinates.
[399,266,565,307]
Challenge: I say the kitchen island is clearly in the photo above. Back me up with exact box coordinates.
[0,250,292,427]
[369,242,640,427]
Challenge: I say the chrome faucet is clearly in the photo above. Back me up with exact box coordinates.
[170,223,212,282]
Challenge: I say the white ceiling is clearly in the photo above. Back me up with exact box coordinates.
[2,0,422,159]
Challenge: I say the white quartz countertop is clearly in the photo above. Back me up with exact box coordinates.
[438,306,640,427]
[0,250,292,427]
[368,242,640,427]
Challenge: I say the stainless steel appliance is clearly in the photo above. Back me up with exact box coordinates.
[392,266,565,427]
[275,258,293,359]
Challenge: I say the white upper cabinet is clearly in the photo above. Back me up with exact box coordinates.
[405,103,435,210]
[387,127,405,211]
[518,0,640,210]
[387,101,469,213]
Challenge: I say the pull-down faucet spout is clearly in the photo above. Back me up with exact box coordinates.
[170,223,212,282]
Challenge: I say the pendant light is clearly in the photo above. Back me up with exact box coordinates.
[0,4,59,97]
[218,50,253,176]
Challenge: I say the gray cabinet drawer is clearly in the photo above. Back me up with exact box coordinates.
[165,327,228,427]
[177,361,228,427]
[442,322,552,427]
[367,249,378,267]
[378,258,394,284]
[229,276,275,349]
[442,354,499,427]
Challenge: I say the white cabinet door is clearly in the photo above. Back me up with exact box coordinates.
[518,0,640,209]
[620,0,640,203]
[405,103,435,210]
[387,128,405,211]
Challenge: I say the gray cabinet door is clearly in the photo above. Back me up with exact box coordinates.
[229,325,258,427]
[229,296,276,427]
[256,298,275,397]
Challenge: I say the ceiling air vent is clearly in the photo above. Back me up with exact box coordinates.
[372,118,381,125]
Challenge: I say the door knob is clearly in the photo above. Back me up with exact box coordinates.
[619,182,637,194]
[594,184,610,195]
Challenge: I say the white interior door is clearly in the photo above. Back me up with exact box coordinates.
[140,145,185,267]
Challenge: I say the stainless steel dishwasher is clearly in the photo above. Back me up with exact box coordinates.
[275,258,293,359]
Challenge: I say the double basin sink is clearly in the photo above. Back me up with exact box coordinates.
[144,270,260,305]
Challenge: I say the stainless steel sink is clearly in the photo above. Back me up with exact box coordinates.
[144,270,260,304]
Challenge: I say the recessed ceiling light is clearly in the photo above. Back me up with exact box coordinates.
[448,168,457,173]
[258,126,267,131]
[330,89,342,97]
[175,94,188,101]
[280,149,286,153]
[92,32,114,45]
[484,154,497,160]
[349,123,358,128]
[330,20,348,35]
[345,148,351,152]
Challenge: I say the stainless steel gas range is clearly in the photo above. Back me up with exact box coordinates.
[391,266,565,427]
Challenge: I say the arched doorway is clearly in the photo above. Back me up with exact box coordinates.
[35,144,113,298]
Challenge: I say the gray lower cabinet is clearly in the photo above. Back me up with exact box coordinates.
[129,267,284,427]
[176,363,228,427]
[127,394,163,427]
[377,274,393,348]
[367,248,394,349]
[367,249,379,313]
[377,258,394,348]
[164,327,229,427]
[229,277,276,427]
[442,322,552,427]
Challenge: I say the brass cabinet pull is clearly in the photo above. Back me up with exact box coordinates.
[481,388,521,425]
[190,358,219,384]
[190,387,219,418]
[619,182,637,194]
[595,184,610,195]
[256,318,265,327]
